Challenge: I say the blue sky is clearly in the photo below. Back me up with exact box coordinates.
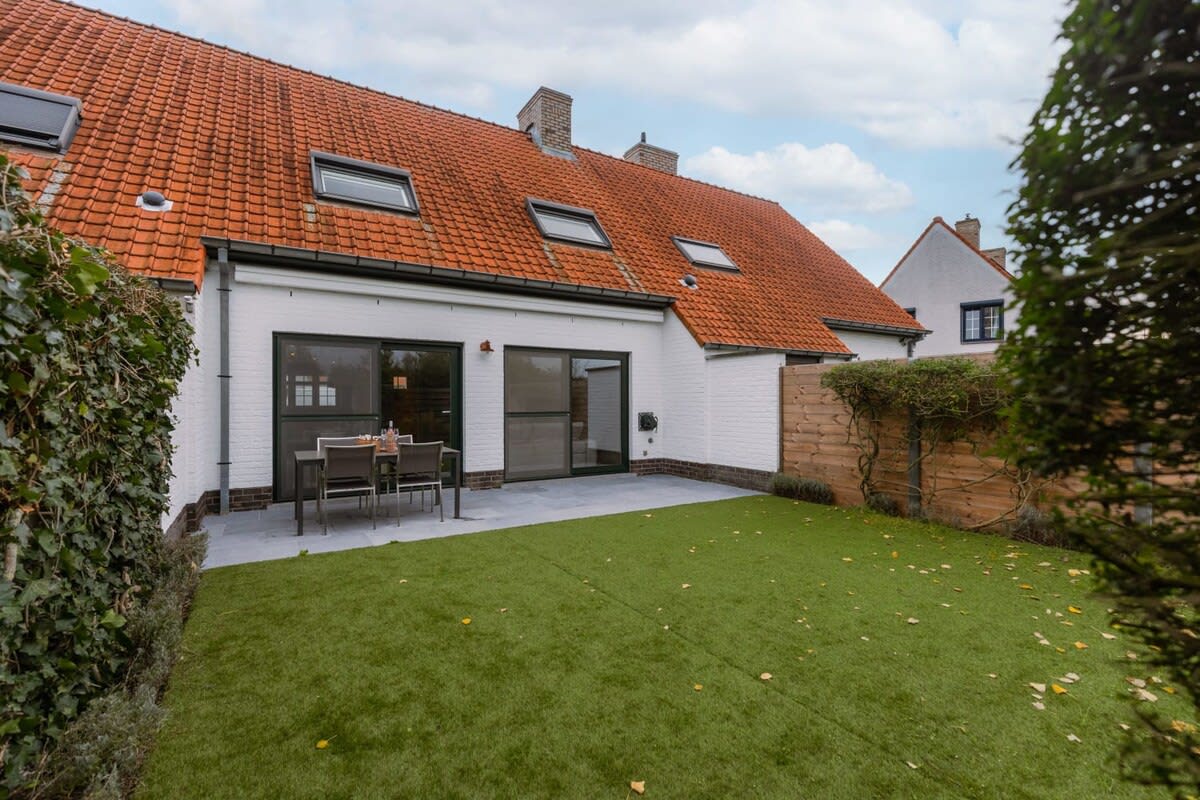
[80,0,1067,283]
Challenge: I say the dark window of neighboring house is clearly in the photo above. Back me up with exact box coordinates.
[311,151,418,213]
[785,354,820,366]
[961,301,1003,342]
[672,236,739,271]
[526,199,611,248]
[0,82,82,153]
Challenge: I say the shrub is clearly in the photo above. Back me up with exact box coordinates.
[866,492,900,517]
[0,153,195,792]
[769,474,834,505]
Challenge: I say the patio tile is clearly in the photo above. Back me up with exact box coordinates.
[200,474,759,568]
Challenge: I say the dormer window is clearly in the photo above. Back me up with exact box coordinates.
[526,199,610,248]
[672,236,738,271]
[0,82,82,153]
[311,151,418,213]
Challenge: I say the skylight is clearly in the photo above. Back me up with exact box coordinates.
[0,82,82,153]
[310,151,418,213]
[672,236,738,271]
[526,199,610,248]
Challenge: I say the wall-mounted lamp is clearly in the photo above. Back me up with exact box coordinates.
[479,340,494,353]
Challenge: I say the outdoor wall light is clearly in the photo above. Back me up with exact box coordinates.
[479,340,494,353]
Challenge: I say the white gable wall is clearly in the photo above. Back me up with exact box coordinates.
[881,223,1014,357]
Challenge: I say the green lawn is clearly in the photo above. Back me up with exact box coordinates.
[138,496,1187,799]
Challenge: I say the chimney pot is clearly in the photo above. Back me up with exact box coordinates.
[981,247,1007,270]
[517,87,573,155]
[954,215,981,249]
[623,133,679,175]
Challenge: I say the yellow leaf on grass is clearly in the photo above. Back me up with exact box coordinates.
[461,618,472,625]
[681,583,691,589]
[891,551,899,558]
[760,672,773,681]
[630,780,646,795]
[1101,632,1117,640]
[842,557,853,562]
[1074,641,1088,650]
[694,683,703,692]
[1019,583,1034,590]
[1068,606,1082,614]
[1051,684,1068,695]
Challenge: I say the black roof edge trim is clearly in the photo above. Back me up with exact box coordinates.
[199,237,674,309]
[702,342,852,359]
[149,277,197,294]
[821,316,929,339]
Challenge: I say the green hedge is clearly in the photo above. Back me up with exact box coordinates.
[0,153,194,794]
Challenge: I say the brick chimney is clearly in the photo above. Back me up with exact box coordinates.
[623,132,678,175]
[982,247,1007,270]
[518,87,573,155]
[954,215,981,249]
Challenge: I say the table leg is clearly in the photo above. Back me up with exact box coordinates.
[295,461,305,536]
[453,451,461,519]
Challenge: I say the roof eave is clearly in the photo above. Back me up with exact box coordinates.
[821,316,929,339]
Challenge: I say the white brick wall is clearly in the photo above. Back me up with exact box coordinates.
[881,224,1015,357]
[705,350,784,471]
[832,329,911,362]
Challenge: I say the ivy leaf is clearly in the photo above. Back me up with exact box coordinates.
[99,609,126,629]
[65,247,110,296]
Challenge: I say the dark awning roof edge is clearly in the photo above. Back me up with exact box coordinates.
[200,236,676,310]
[703,342,854,360]
[821,316,930,339]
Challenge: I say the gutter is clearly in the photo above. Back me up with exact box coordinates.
[199,237,676,310]
[217,246,231,514]
[702,342,855,361]
[821,316,930,339]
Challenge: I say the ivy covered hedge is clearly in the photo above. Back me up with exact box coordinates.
[0,154,195,794]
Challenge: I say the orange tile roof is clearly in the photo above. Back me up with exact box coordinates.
[0,0,924,353]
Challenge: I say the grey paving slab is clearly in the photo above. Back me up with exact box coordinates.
[201,473,760,568]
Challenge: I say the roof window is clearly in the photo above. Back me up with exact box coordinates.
[311,151,418,213]
[672,236,738,271]
[526,199,610,248]
[0,82,82,153]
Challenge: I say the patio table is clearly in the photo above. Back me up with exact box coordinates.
[293,447,461,535]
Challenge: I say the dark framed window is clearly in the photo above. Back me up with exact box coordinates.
[672,236,738,271]
[311,151,418,213]
[526,198,611,248]
[503,347,628,481]
[0,82,82,153]
[961,300,1003,342]
[273,333,462,501]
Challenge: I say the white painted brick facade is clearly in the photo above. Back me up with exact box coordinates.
[705,351,785,470]
[832,329,911,362]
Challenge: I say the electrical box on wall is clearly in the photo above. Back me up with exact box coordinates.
[637,412,658,432]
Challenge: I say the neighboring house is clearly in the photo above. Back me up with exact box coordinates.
[0,0,926,536]
[880,216,1015,357]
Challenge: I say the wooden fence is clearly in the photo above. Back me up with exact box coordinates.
[779,360,1049,529]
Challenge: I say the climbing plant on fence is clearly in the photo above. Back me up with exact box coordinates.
[0,153,194,793]
[820,357,1030,525]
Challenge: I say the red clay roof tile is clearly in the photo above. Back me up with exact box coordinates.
[1,0,922,352]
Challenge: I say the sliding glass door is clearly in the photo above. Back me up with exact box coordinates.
[274,334,461,501]
[504,348,627,481]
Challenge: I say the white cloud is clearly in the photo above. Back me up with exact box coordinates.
[685,143,913,213]
[153,0,1066,150]
[805,220,886,252]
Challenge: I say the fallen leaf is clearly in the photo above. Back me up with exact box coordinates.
[905,761,919,770]
[1165,686,1176,695]
[461,617,472,625]
[842,557,854,563]
[906,617,920,625]
[891,551,899,558]
[1032,701,1045,711]
[1101,632,1117,640]
[1126,677,1147,688]
[1051,684,1068,695]
[953,587,963,593]
[1038,561,1052,567]
[987,673,998,679]
[643,514,653,518]
[630,780,646,795]
[1068,606,1082,615]
[1067,733,1082,743]
[1019,583,1034,590]
[1030,682,1047,693]
[760,672,773,681]
[398,579,407,584]
[941,564,952,570]
[1064,672,1080,683]
[693,683,703,692]
[316,739,329,750]
[1074,641,1089,650]
[681,583,691,589]
[861,635,870,641]
[1119,723,1131,731]
[499,608,508,613]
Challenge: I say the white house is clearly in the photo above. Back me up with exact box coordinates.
[880,216,1015,357]
[2,0,927,537]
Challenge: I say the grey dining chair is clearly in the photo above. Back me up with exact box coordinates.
[392,441,444,524]
[378,434,413,512]
[318,443,378,534]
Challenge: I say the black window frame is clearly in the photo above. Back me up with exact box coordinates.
[960,299,1004,343]
[525,198,612,249]
[671,236,739,272]
[903,307,917,319]
[310,151,419,214]
[0,82,83,153]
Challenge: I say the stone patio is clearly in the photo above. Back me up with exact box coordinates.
[201,473,760,568]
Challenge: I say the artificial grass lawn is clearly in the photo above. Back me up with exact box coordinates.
[138,496,1189,799]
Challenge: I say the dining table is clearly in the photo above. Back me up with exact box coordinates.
[292,446,461,535]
